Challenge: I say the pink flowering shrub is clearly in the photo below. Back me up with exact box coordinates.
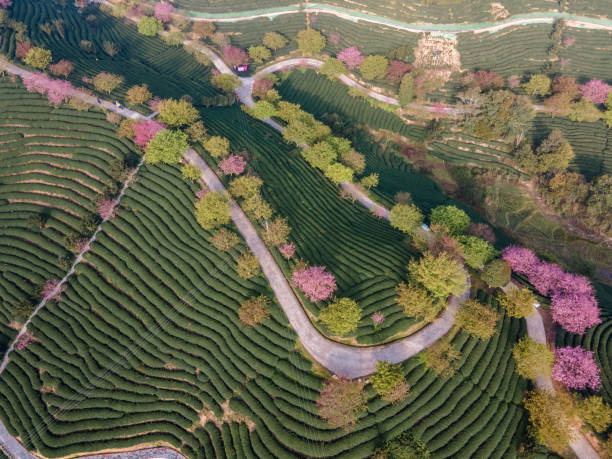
[98,198,116,220]
[562,36,576,47]
[552,346,600,390]
[132,120,166,148]
[154,1,174,23]
[371,311,385,326]
[218,154,246,176]
[560,58,571,68]
[386,60,411,84]
[337,46,364,70]
[372,207,387,218]
[280,242,295,260]
[149,96,162,112]
[329,32,341,45]
[74,238,90,253]
[0,0,12,8]
[21,72,74,105]
[195,188,208,199]
[43,279,66,302]
[507,76,521,88]
[580,79,611,104]
[16,332,36,351]
[223,46,249,67]
[292,266,337,302]
[502,245,601,334]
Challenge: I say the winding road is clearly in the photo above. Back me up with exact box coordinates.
[0,44,601,457]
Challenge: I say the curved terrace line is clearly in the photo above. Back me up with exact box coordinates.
[182,5,612,34]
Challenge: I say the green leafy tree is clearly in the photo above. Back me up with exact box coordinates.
[238,295,270,327]
[181,164,200,181]
[388,203,424,234]
[420,340,461,378]
[211,73,241,93]
[512,336,554,379]
[283,115,331,146]
[302,141,337,170]
[371,361,410,403]
[569,98,601,122]
[520,129,574,173]
[194,191,230,229]
[93,72,124,94]
[262,216,290,247]
[249,100,277,120]
[126,84,152,106]
[576,396,612,433]
[523,74,552,96]
[339,150,366,174]
[242,193,273,221]
[360,173,379,189]
[185,121,207,144]
[162,31,185,46]
[359,55,388,80]
[324,163,354,184]
[408,252,467,300]
[320,58,347,79]
[262,32,288,50]
[457,235,497,269]
[209,229,240,252]
[158,99,199,127]
[204,135,230,158]
[379,432,430,459]
[229,175,263,199]
[248,45,271,63]
[138,16,163,36]
[396,282,438,322]
[399,73,414,106]
[430,205,470,235]
[481,259,511,287]
[523,389,574,454]
[236,251,260,279]
[192,21,215,39]
[24,47,52,69]
[319,297,362,336]
[296,29,326,55]
[456,299,499,339]
[145,129,188,164]
[498,287,536,318]
[276,101,303,122]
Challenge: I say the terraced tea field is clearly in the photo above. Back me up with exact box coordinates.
[0,79,136,356]
[1,0,220,101]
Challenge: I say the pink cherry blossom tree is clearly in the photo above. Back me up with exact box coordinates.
[528,261,565,296]
[132,120,166,148]
[218,154,246,176]
[15,41,32,59]
[550,292,601,335]
[552,346,600,390]
[386,60,411,84]
[21,72,74,106]
[0,0,12,8]
[501,246,538,276]
[336,46,365,70]
[280,242,295,260]
[223,46,249,67]
[16,332,37,350]
[371,311,385,329]
[98,198,116,220]
[562,36,576,47]
[154,2,174,23]
[580,79,611,104]
[195,188,208,199]
[149,96,162,112]
[292,266,337,302]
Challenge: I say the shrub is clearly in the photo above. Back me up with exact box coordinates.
[408,252,467,300]
[399,73,414,106]
[292,266,337,302]
[552,346,601,390]
[126,84,152,106]
[371,361,410,403]
[379,433,430,459]
[279,242,295,260]
[576,396,612,433]
[359,55,388,80]
[319,297,361,336]
[296,29,326,55]
[317,376,366,431]
[236,251,260,279]
[24,46,52,69]
[204,136,230,158]
[498,287,535,318]
[523,389,574,454]
[93,72,124,94]
[420,340,461,378]
[481,259,511,287]
[138,16,163,36]
[145,129,188,164]
[181,164,200,182]
[158,99,199,127]
[238,295,270,327]
[320,58,347,79]
[209,230,239,252]
[388,203,423,234]
[512,336,554,379]
[455,299,499,339]
[430,205,470,235]
[396,282,437,322]
[262,32,288,50]
[194,191,230,229]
